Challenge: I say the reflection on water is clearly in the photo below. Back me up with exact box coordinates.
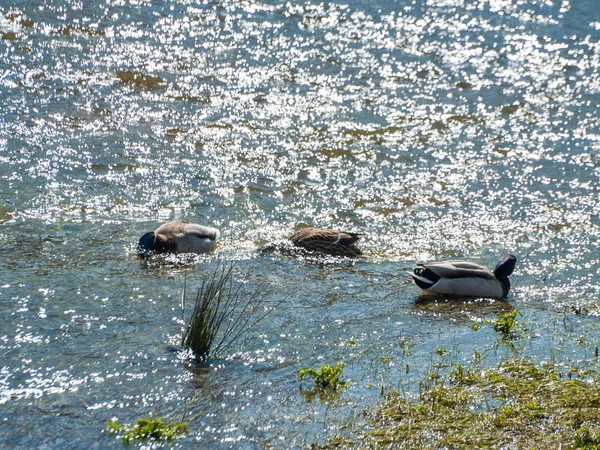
[2,0,600,447]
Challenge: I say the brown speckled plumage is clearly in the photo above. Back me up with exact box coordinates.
[288,227,364,257]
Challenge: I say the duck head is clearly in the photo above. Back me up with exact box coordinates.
[138,231,156,257]
[493,255,517,278]
[493,254,517,297]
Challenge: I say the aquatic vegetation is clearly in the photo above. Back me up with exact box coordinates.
[397,335,415,357]
[115,70,165,90]
[449,363,480,386]
[106,417,188,443]
[182,263,273,361]
[574,426,600,449]
[380,355,393,366]
[493,309,521,336]
[299,362,348,393]
[3,0,600,445]
[319,359,600,449]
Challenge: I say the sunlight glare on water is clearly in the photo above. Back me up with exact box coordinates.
[1,0,600,447]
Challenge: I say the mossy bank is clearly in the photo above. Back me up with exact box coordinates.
[319,359,600,449]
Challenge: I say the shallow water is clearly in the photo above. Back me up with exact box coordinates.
[1,0,600,448]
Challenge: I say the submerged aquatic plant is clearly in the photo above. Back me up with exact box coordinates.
[106,417,188,443]
[493,309,521,336]
[182,262,274,361]
[299,362,349,392]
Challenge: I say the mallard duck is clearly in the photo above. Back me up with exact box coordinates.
[410,255,517,298]
[259,227,364,257]
[288,227,364,257]
[138,220,219,257]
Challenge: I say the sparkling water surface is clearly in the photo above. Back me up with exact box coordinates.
[2,0,600,448]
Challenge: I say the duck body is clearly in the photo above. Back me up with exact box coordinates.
[138,220,219,256]
[288,227,364,257]
[410,255,517,298]
[260,227,364,257]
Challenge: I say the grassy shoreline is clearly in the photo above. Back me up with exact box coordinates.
[319,358,600,449]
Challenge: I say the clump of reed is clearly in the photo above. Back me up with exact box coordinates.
[181,262,273,361]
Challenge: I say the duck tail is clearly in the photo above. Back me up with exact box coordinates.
[410,266,440,289]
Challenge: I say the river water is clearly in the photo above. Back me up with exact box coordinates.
[1,0,600,448]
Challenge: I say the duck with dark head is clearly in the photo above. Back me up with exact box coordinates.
[138,220,219,257]
[410,255,517,298]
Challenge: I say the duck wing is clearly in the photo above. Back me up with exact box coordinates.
[182,222,220,240]
[288,227,364,257]
[290,227,363,246]
[422,260,496,280]
[154,220,188,238]
[152,221,219,254]
[155,221,219,240]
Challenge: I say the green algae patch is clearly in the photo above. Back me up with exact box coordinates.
[320,360,600,449]
[106,417,188,443]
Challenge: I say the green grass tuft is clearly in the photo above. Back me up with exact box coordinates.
[182,263,275,361]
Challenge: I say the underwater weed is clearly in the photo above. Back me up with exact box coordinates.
[299,362,348,391]
[106,417,188,443]
[450,363,480,386]
[493,309,521,336]
[182,262,275,361]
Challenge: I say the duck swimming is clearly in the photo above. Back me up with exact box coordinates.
[260,227,364,257]
[288,227,364,257]
[138,220,220,257]
[410,255,517,298]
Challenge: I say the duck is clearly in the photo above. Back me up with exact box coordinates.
[138,220,220,257]
[259,227,364,257]
[409,255,517,298]
[288,227,364,257]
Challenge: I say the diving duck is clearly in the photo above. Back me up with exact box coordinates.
[259,227,364,257]
[288,227,364,257]
[138,220,220,257]
[410,255,517,298]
